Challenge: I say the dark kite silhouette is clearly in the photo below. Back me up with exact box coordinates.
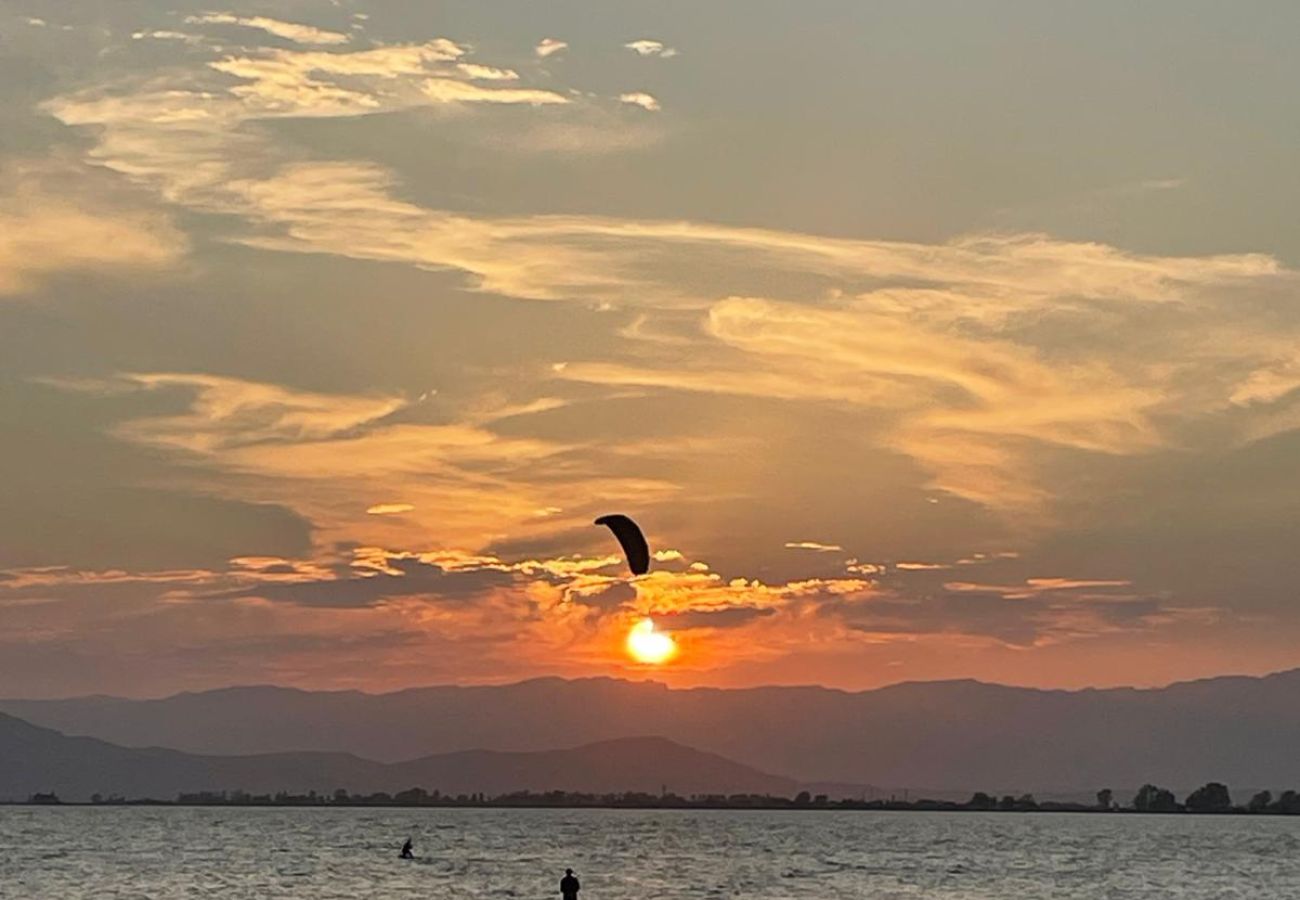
[594,514,650,576]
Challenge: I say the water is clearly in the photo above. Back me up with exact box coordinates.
[2,807,1297,899]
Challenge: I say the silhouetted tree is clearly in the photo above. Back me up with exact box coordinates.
[967,792,997,810]
[1248,791,1272,813]
[794,791,811,806]
[1276,790,1300,815]
[998,795,1016,811]
[1096,789,1113,810]
[1133,784,1178,812]
[1184,782,1232,813]
[395,787,429,805]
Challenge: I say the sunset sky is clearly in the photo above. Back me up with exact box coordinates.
[3,0,1300,697]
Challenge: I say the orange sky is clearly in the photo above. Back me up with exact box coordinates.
[2,1,1300,697]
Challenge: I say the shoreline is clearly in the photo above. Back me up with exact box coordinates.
[4,800,1294,816]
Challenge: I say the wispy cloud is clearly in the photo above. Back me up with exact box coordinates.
[624,39,678,58]
[47,372,675,558]
[456,63,520,81]
[944,578,1133,599]
[185,13,351,46]
[785,541,844,553]
[0,162,187,296]
[37,18,1300,536]
[366,504,416,516]
[619,92,661,112]
[535,38,568,58]
[132,30,207,44]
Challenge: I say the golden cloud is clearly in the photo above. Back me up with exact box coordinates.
[0,163,187,296]
[185,13,352,46]
[39,27,1300,532]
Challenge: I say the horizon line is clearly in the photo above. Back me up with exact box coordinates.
[6,665,1298,704]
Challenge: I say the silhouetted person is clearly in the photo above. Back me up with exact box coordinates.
[560,868,580,899]
[400,838,414,859]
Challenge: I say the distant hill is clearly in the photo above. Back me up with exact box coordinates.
[5,670,1300,794]
[0,714,795,803]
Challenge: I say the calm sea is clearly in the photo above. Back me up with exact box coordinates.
[1,806,1297,898]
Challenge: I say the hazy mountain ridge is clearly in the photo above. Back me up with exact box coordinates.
[0,714,795,803]
[5,669,1300,794]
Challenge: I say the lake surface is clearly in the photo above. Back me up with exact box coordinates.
[1,807,1297,898]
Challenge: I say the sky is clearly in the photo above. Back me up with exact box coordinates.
[2,0,1300,697]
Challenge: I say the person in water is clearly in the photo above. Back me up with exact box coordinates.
[560,868,580,899]
[400,838,414,859]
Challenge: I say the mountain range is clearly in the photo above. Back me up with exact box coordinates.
[5,669,1300,795]
[0,713,794,803]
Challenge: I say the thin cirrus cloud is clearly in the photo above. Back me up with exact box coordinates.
[184,13,352,46]
[0,162,187,296]
[36,21,1300,525]
[42,24,1300,524]
[132,30,207,44]
[46,372,678,556]
[785,541,844,553]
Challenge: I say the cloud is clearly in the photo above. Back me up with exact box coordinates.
[619,92,661,112]
[834,573,1205,648]
[420,79,569,106]
[211,552,521,608]
[535,38,568,58]
[103,372,407,454]
[40,27,1300,533]
[557,293,1166,518]
[185,13,352,46]
[554,251,1295,523]
[624,40,678,58]
[944,578,1133,599]
[132,30,207,44]
[0,162,187,297]
[456,63,520,81]
[785,541,844,553]
[0,522,1211,689]
[657,607,773,630]
[204,41,520,118]
[367,504,416,516]
[47,372,674,557]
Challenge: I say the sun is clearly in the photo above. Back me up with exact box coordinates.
[626,618,677,665]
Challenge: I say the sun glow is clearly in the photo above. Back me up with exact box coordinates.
[626,618,677,665]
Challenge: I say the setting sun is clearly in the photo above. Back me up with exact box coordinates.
[626,618,677,665]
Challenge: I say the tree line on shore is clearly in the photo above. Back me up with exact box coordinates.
[17,781,1300,813]
[968,783,1300,814]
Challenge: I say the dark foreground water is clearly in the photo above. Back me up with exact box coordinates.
[2,806,1298,898]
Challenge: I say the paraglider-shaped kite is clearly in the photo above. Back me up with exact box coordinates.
[594,514,650,576]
